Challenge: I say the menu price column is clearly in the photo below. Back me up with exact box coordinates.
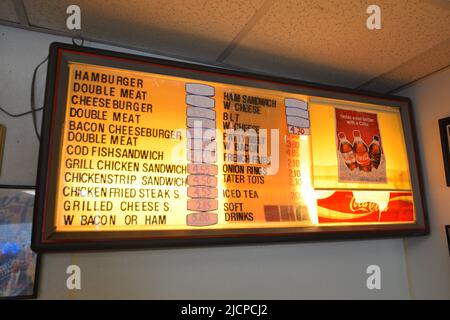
[185,83,219,226]
[285,98,311,222]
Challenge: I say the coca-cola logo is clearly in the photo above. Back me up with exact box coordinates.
[356,153,369,163]
[349,197,379,213]
[341,151,355,162]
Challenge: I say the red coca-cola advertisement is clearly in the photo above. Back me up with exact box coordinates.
[316,190,415,223]
[335,108,387,183]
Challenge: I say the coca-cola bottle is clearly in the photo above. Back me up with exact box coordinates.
[369,135,382,169]
[338,132,357,170]
[352,130,371,172]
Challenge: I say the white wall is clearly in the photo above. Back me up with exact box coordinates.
[399,68,450,299]
[0,24,448,299]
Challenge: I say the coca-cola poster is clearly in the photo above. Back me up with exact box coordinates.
[335,108,387,183]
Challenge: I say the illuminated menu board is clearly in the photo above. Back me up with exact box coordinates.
[32,43,428,251]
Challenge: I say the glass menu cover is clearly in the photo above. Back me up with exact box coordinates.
[32,43,428,251]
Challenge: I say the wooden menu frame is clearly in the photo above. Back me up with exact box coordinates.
[32,42,429,251]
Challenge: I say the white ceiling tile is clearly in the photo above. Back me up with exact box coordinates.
[23,0,266,61]
[225,0,450,87]
[359,38,450,93]
[7,0,449,92]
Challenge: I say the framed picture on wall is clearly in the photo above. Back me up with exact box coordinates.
[439,117,450,186]
[0,185,39,299]
[446,225,450,255]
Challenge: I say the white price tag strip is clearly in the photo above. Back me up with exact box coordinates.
[187,138,217,151]
[286,116,310,128]
[285,107,309,119]
[187,117,216,129]
[186,94,215,108]
[187,150,217,163]
[285,98,308,110]
[187,106,216,120]
[186,83,215,97]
